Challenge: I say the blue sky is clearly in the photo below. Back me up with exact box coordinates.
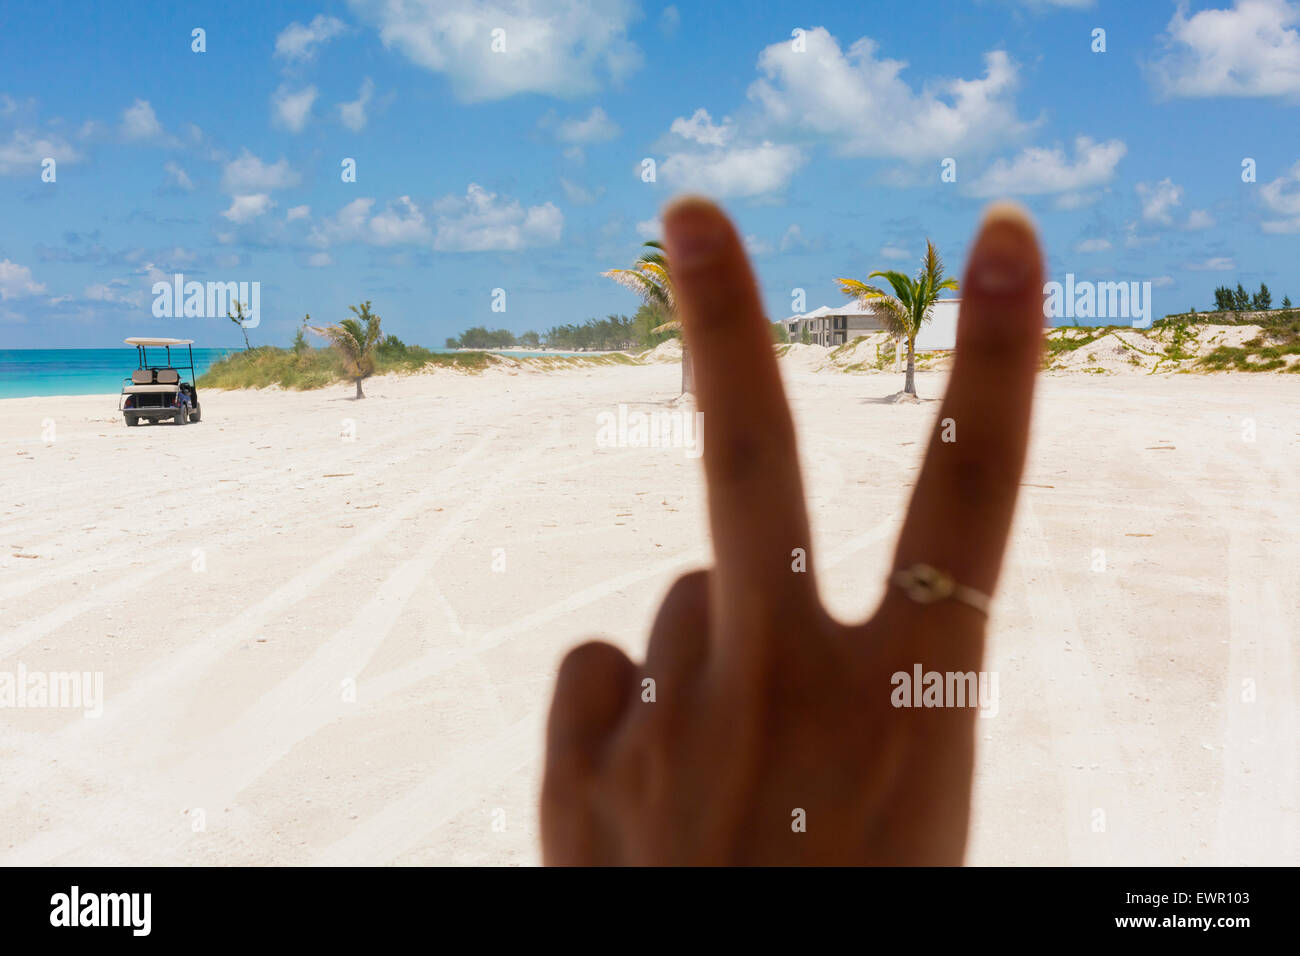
[2,0,1299,348]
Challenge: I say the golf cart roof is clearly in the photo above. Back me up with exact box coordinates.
[124,337,194,346]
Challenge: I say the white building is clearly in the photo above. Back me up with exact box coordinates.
[784,299,960,350]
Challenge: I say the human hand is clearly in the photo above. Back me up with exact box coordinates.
[542,197,1044,865]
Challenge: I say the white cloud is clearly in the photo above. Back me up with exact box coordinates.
[743,234,773,256]
[1151,275,1176,287]
[84,278,146,307]
[560,178,603,204]
[137,262,171,286]
[222,194,275,223]
[1136,177,1182,224]
[670,108,731,147]
[1135,178,1216,230]
[339,78,376,131]
[1148,0,1300,98]
[1260,160,1300,232]
[121,99,163,140]
[660,5,681,36]
[0,130,81,175]
[880,244,912,260]
[660,141,804,198]
[1123,223,1160,248]
[555,106,619,144]
[272,84,318,132]
[347,0,642,102]
[310,196,432,246]
[286,204,311,221]
[0,260,46,299]
[370,196,431,244]
[275,14,348,61]
[309,252,334,267]
[780,224,809,252]
[222,150,300,193]
[1075,238,1113,253]
[1189,256,1237,271]
[432,183,563,251]
[163,160,194,191]
[969,136,1126,197]
[1053,191,1100,211]
[746,29,1031,158]
[646,27,1037,200]
[635,217,661,239]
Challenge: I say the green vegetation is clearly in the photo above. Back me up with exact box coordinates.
[445,326,517,349]
[603,240,693,394]
[228,301,254,350]
[1210,282,1284,314]
[1043,328,1106,359]
[1197,316,1300,372]
[308,301,383,399]
[442,308,677,352]
[837,239,957,397]
[198,342,494,390]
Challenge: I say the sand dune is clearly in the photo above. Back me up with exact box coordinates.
[1,364,1296,864]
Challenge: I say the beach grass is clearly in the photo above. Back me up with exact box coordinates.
[197,345,647,390]
[198,345,495,390]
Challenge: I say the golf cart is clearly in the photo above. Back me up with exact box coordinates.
[119,337,202,426]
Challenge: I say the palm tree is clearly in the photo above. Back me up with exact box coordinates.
[837,240,958,398]
[603,241,694,394]
[228,301,254,351]
[309,301,382,399]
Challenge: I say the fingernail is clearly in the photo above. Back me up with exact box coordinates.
[969,202,1037,295]
[663,196,728,270]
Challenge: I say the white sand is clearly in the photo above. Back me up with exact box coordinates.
[1,364,1296,865]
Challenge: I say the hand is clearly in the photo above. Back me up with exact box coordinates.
[541,197,1044,865]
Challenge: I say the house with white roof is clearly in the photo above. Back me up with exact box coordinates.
[784,299,961,351]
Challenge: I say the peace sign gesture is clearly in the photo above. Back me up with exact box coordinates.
[542,197,1044,865]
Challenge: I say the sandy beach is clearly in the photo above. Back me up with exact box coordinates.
[1,360,1296,865]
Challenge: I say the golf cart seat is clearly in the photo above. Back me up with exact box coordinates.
[155,368,180,384]
[123,384,182,394]
[131,369,154,385]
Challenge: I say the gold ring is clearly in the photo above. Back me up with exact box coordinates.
[890,563,991,616]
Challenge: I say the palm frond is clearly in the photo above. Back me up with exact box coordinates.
[867,296,912,336]
[605,240,677,317]
[836,278,888,301]
[867,270,918,309]
[309,304,382,378]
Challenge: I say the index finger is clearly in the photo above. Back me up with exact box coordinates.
[662,197,818,649]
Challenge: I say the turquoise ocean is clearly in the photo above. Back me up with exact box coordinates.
[0,348,238,399]
[0,347,592,399]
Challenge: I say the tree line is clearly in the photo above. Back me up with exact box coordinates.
[444,304,677,351]
[1210,282,1293,312]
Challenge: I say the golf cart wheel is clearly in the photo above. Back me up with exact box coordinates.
[190,407,201,423]
[174,409,186,426]
[125,413,139,427]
